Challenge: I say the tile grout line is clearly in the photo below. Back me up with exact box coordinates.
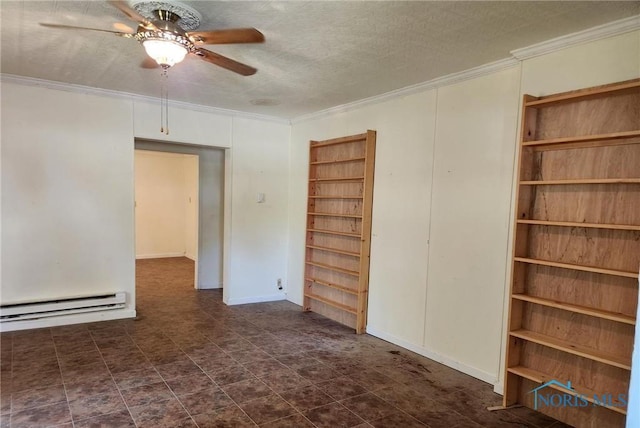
[50,328,75,428]
[227,343,339,427]
[178,332,267,427]
[95,327,142,428]
[163,329,257,427]
[143,334,204,426]
[8,332,14,427]
[4,259,540,428]
[225,330,322,427]
[176,324,322,427]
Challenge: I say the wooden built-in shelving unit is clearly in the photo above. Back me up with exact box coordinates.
[503,79,640,427]
[303,131,376,334]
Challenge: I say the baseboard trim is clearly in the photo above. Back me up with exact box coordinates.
[136,253,185,259]
[365,326,498,386]
[494,381,505,396]
[227,293,285,305]
[0,309,137,332]
[198,283,222,290]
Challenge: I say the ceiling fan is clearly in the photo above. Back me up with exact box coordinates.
[40,0,264,76]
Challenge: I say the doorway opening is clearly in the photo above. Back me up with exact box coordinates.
[135,149,199,286]
[134,140,225,298]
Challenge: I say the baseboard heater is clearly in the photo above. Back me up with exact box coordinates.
[0,292,126,322]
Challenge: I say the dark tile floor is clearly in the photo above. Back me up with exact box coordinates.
[0,257,567,428]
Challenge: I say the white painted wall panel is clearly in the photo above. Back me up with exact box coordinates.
[521,31,640,97]
[184,155,199,261]
[226,117,291,304]
[289,70,521,383]
[289,91,437,346]
[133,100,233,148]
[1,81,292,328]
[425,66,521,381]
[1,83,136,314]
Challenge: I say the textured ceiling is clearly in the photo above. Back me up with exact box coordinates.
[1,1,638,118]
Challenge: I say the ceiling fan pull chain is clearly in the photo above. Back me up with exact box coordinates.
[160,69,165,134]
[159,68,170,135]
[165,70,170,135]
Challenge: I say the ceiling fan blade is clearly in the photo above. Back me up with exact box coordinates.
[188,28,264,45]
[194,48,257,76]
[140,57,160,69]
[113,22,135,33]
[40,23,134,37]
[107,0,155,29]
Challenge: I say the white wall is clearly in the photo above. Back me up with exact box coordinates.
[132,100,291,302]
[2,26,637,402]
[133,101,232,148]
[425,67,520,380]
[519,31,640,98]
[288,31,640,387]
[1,84,136,321]
[289,91,438,347]
[289,68,520,383]
[0,80,291,330]
[226,117,291,305]
[135,150,198,259]
[184,155,199,261]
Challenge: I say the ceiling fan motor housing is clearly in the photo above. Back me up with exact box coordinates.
[134,13,195,55]
[132,0,202,30]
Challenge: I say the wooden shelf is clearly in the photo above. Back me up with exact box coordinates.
[310,157,366,165]
[524,80,640,108]
[512,294,635,325]
[310,133,367,148]
[509,329,631,370]
[521,130,640,150]
[304,130,376,335]
[307,228,361,238]
[514,257,638,279]
[308,212,362,219]
[516,219,640,231]
[507,366,627,415]
[305,277,358,295]
[305,261,360,277]
[306,245,360,257]
[304,293,357,314]
[520,178,640,185]
[505,80,638,426]
[309,195,364,199]
[309,176,364,182]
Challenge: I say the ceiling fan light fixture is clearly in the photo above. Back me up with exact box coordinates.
[142,39,188,67]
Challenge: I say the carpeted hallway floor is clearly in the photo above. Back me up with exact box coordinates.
[0,257,567,427]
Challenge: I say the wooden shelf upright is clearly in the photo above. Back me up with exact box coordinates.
[303,130,376,334]
[503,79,640,427]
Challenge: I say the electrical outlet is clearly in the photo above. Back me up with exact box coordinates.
[277,278,283,290]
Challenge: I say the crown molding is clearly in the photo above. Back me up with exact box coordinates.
[3,14,638,126]
[292,14,640,124]
[511,14,640,60]
[291,57,519,124]
[0,74,290,125]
